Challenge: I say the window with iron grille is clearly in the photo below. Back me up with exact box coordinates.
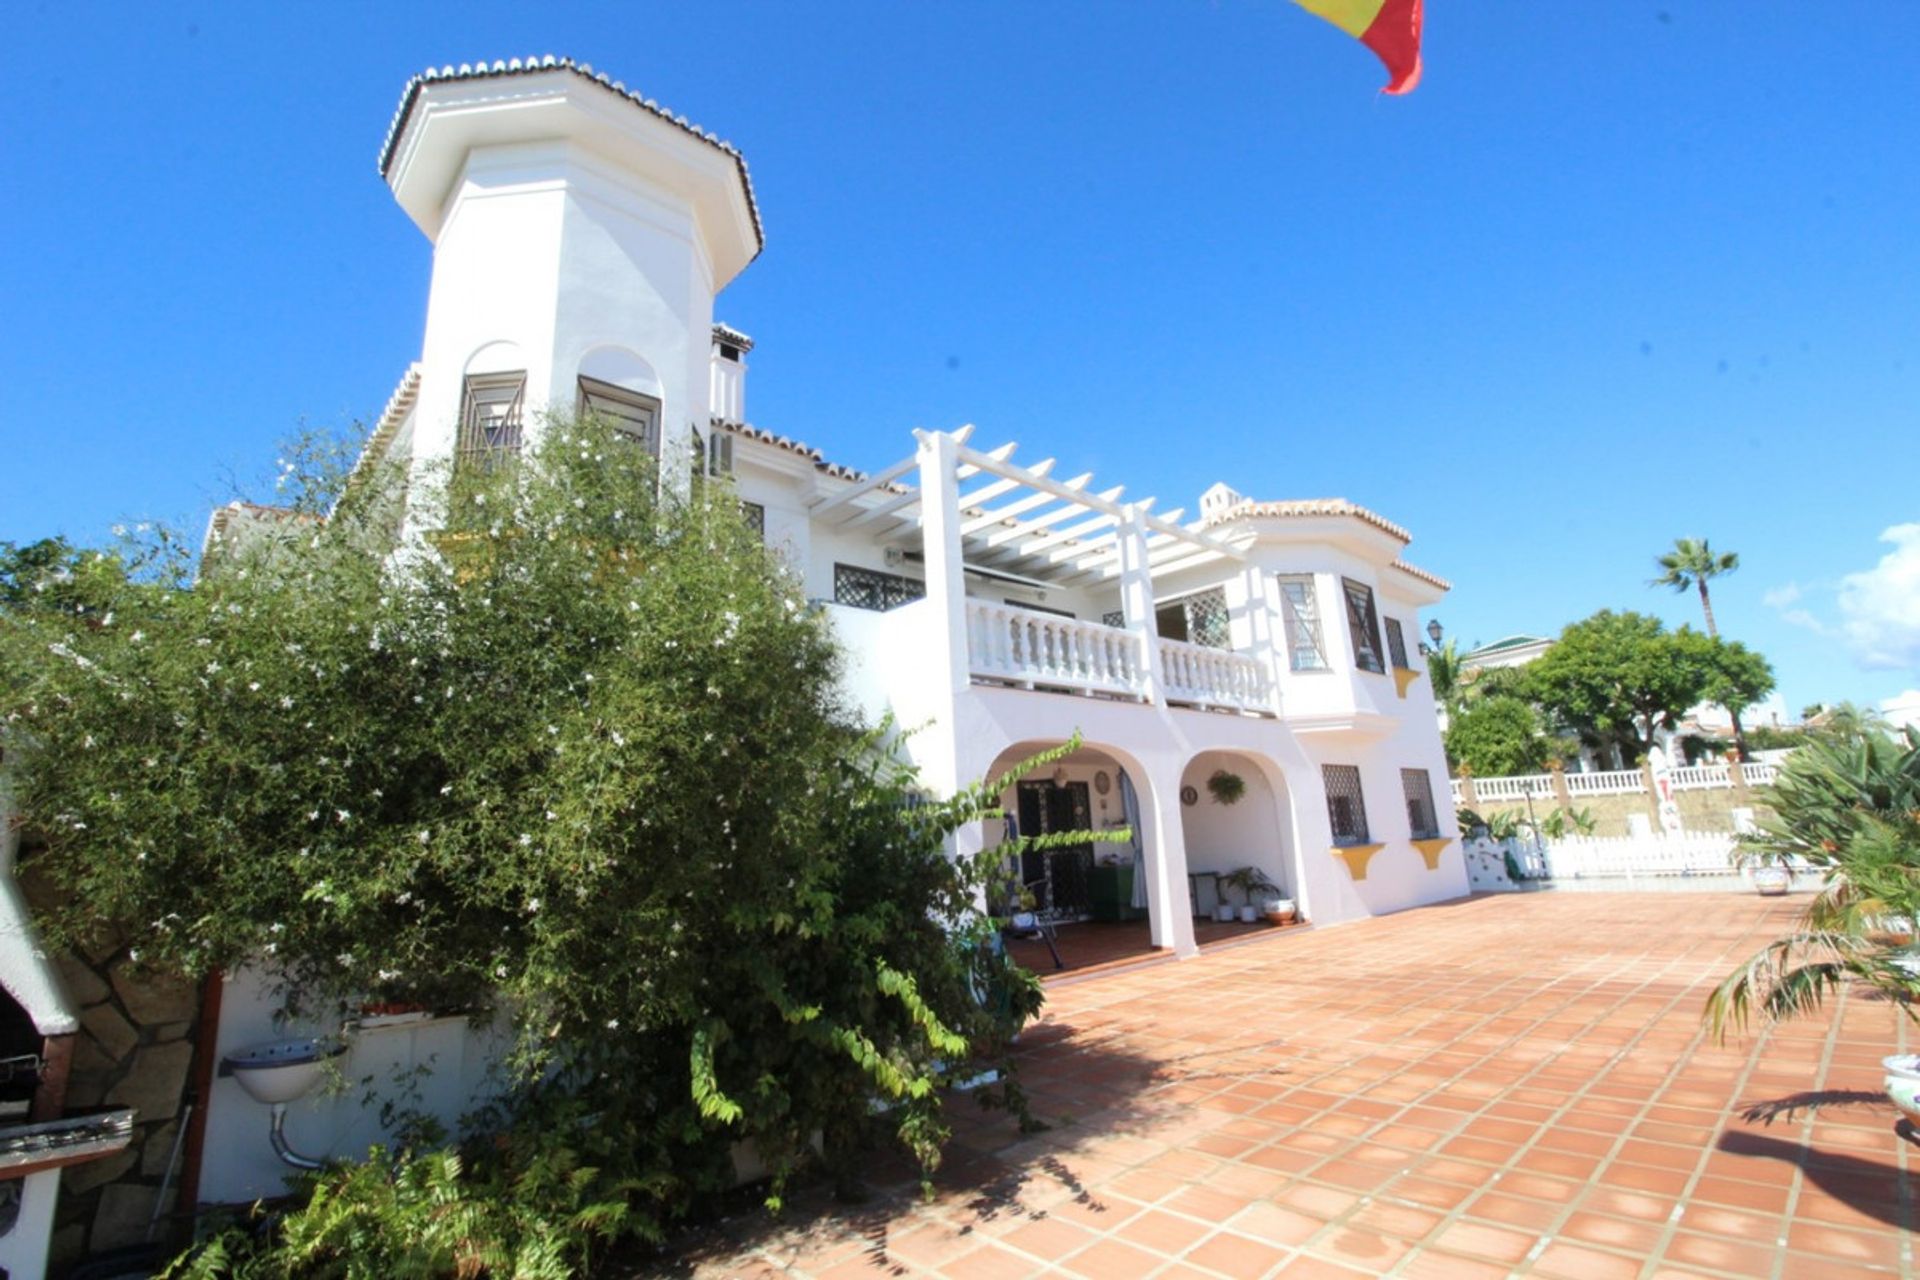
[1385,617,1410,670]
[576,376,659,454]
[458,372,526,469]
[1342,578,1385,674]
[1322,764,1370,846]
[1158,587,1231,649]
[740,501,765,541]
[1101,609,1125,629]
[1277,575,1328,671]
[1402,768,1439,839]
[833,563,925,612]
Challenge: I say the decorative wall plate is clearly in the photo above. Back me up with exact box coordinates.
[1180,785,1199,806]
[1094,770,1112,796]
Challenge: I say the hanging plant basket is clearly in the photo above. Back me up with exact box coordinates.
[1207,770,1247,806]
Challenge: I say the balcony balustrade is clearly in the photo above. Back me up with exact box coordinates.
[963,599,1276,715]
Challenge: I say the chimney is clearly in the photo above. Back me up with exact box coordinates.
[710,324,753,423]
[1199,482,1244,520]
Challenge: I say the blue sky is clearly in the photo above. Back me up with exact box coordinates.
[3,3,1915,716]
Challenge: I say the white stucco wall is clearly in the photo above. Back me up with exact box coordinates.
[198,968,511,1205]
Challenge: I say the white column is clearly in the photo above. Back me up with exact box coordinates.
[1144,761,1198,958]
[915,430,971,697]
[1117,504,1163,704]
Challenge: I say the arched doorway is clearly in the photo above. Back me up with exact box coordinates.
[980,740,1181,973]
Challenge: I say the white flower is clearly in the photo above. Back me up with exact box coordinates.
[524,898,542,914]
[605,1019,620,1030]
[205,661,220,674]
[280,696,295,709]
[129,949,141,962]
[130,630,144,642]
[495,964,509,979]
[335,810,350,823]
[337,953,354,968]
[248,681,261,692]
[545,810,558,822]
[518,833,533,847]
[439,784,453,796]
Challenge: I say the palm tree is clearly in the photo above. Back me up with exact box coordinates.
[1652,537,1748,758]
[1651,537,1739,637]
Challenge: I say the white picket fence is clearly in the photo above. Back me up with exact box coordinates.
[1463,831,1816,894]
[1451,761,1779,806]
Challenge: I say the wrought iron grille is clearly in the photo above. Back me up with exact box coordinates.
[1323,764,1371,846]
[1402,768,1439,839]
[1342,578,1385,674]
[576,376,659,455]
[1185,587,1231,649]
[456,372,526,471]
[1101,610,1126,629]
[1277,575,1328,671]
[740,501,765,541]
[833,563,925,612]
[1385,617,1410,670]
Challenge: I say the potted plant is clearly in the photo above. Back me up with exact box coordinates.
[1218,866,1281,924]
[1207,770,1248,806]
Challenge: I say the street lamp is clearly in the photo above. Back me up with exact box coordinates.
[1421,618,1444,656]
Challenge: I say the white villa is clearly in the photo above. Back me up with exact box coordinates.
[7,57,1469,1229]
[354,55,1462,946]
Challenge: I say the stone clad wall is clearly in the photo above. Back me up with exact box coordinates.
[20,846,205,1270]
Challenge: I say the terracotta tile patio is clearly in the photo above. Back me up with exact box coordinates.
[660,893,1917,1278]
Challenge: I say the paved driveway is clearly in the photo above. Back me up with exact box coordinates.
[667,892,1915,1279]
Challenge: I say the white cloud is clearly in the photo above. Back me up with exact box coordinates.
[1836,524,1920,671]
[1883,689,1920,732]
[1761,583,1802,609]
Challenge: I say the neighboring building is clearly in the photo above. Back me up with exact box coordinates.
[177,59,1464,1205]
[1460,634,1552,671]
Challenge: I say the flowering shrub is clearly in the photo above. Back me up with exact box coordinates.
[2,421,1046,1264]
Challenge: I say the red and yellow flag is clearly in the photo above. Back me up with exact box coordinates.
[1292,0,1423,94]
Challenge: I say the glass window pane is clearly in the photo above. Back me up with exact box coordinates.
[1278,576,1327,671]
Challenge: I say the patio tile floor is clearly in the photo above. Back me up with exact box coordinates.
[659,892,1918,1278]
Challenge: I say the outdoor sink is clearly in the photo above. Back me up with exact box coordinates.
[220,1037,345,1105]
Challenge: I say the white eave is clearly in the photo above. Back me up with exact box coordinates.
[381,58,762,286]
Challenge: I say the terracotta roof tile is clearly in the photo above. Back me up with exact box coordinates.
[711,418,868,482]
[1390,559,1452,591]
[1202,497,1412,543]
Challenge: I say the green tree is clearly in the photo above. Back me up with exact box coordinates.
[1524,610,1722,763]
[1444,695,1551,777]
[1,421,1049,1260]
[1651,536,1739,638]
[1702,637,1776,761]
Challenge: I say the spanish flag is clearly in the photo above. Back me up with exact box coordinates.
[1293,0,1423,94]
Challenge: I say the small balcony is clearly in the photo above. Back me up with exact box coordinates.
[965,600,1276,716]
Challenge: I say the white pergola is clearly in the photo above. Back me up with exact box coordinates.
[807,425,1246,591]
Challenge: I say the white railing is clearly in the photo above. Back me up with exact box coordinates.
[1157,637,1277,716]
[1466,831,1817,894]
[1451,760,1780,806]
[1543,832,1742,879]
[965,601,1148,700]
